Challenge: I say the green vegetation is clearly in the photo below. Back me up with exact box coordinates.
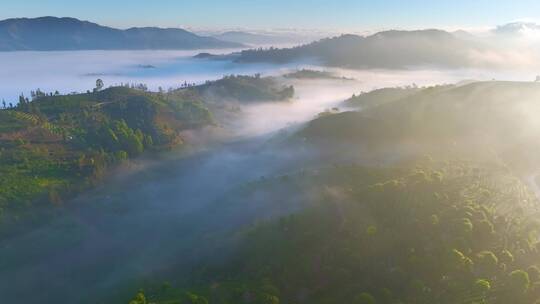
[126,80,540,304]
[283,69,352,80]
[134,160,540,304]
[0,86,212,233]
[5,76,540,304]
[345,86,421,109]
[0,73,298,237]
[193,74,295,103]
[300,81,540,172]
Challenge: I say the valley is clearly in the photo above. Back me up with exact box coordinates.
[2,12,540,303]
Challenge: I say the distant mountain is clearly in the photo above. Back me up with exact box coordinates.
[234,29,481,69]
[452,29,478,41]
[0,17,243,51]
[212,31,315,46]
[493,21,540,35]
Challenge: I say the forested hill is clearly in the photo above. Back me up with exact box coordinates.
[234,30,481,69]
[298,81,540,172]
[129,81,540,304]
[0,74,297,236]
[0,17,242,51]
[134,160,540,304]
[0,86,213,234]
[212,31,308,46]
[192,74,295,103]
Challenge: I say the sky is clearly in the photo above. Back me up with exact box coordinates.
[3,0,540,31]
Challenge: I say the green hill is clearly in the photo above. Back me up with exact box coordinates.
[0,86,212,232]
[345,86,422,109]
[235,30,481,69]
[124,81,540,304]
[299,81,540,172]
[135,160,540,304]
[192,74,295,103]
[284,69,352,80]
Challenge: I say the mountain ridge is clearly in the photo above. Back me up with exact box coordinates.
[233,29,481,68]
[0,16,243,51]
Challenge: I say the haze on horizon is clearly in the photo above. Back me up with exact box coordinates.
[5,2,540,304]
[4,0,540,32]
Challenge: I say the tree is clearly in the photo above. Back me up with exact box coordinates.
[450,249,473,271]
[528,266,540,283]
[354,292,376,304]
[95,79,104,92]
[129,291,147,304]
[475,279,491,293]
[508,270,530,294]
[183,292,209,304]
[366,225,378,236]
[476,251,498,276]
[500,249,515,265]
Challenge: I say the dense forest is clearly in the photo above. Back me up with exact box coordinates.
[4,4,540,304]
[0,75,295,237]
[3,72,540,304]
[283,69,352,80]
[131,159,540,304]
[192,74,295,103]
[299,81,540,172]
[0,85,212,234]
[123,80,540,304]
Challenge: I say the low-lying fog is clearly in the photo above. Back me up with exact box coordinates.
[1,49,539,103]
[2,49,540,303]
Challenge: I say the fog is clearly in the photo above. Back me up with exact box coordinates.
[221,66,540,138]
[0,49,294,102]
[0,129,323,303]
[2,48,540,303]
[2,46,540,104]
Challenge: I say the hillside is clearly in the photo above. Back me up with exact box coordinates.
[298,81,540,172]
[191,74,295,103]
[345,86,421,109]
[0,17,242,51]
[284,69,353,80]
[212,31,301,46]
[134,160,540,304]
[234,30,481,69]
[120,82,540,304]
[0,86,212,233]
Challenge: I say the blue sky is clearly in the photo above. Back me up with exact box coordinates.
[3,0,540,31]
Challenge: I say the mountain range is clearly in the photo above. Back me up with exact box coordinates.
[211,30,320,46]
[0,16,243,51]
[233,29,481,69]
[493,21,540,35]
